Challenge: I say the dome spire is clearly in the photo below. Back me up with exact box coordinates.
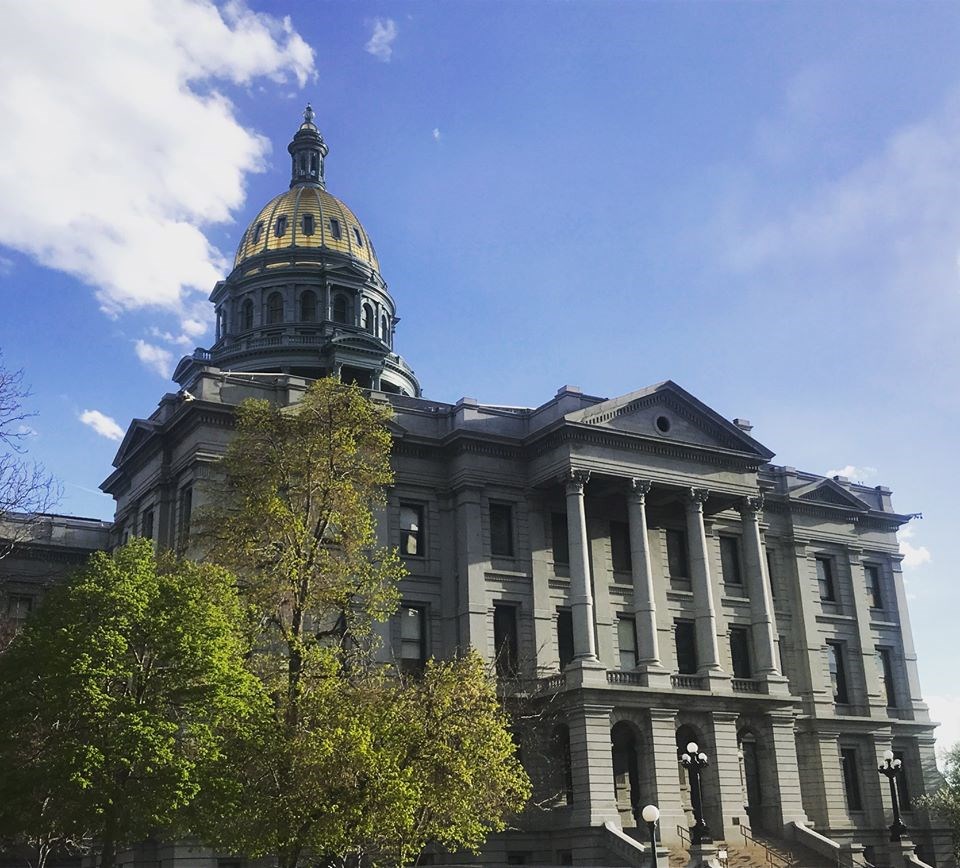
[288,103,328,189]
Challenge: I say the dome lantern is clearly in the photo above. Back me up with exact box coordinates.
[288,104,328,189]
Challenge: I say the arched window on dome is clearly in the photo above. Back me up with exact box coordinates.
[329,218,342,240]
[333,294,349,324]
[353,227,364,248]
[302,213,314,236]
[241,298,254,331]
[381,314,389,343]
[300,290,317,322]
[267,292,284,325]
[251,221,264,244]
[275,216,287,238]
[362,303,375,334]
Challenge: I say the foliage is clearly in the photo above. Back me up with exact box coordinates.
[0,539,263,868]
[194,379,530,868]
[919,744,960,861]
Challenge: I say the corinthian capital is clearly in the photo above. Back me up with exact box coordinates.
[629,478,652,501]
[563,469,591,493]
[688,487,710,507]
[741,494,764,518]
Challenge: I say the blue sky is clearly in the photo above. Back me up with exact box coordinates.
[1,1,958,748]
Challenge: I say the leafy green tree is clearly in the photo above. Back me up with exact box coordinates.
[194,378,529,868]
[920,743,960,861]
[0,539,263,868]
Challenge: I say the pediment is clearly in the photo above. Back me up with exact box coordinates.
[791,478,871,510]
[566,381,774,459]
[111,419,159,468]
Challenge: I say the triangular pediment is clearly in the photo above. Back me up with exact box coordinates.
[792,478,871,510]
[111,419,159,468]
[566,381,775,459]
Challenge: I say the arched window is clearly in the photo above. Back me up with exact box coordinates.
[381,314,389,342]
[300,289,317,322]
[302,213,315,236]
[241,298,254,330]
[333,294,349,324]
[267,291,284,325]
[362,302,375,333]
[275,216,287,237]
[251,221,264,244]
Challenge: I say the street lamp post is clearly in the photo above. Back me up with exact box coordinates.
[878,750,907,842]
[680,741,712,844]
[641,804,660,868]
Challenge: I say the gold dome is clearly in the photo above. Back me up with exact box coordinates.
[233,185,379,271]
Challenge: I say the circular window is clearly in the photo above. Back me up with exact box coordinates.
[655,415,671,434]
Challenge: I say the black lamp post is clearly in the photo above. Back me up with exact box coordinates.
[878,750,907,842]
[680,741,712,844]
[641,804,660,868]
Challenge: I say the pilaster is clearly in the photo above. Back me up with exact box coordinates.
[648,708,687,845]
[567,703,620,827]
[454,485,489,657]
[766,711,809,827]
[527,495,557,672]
[795,727,847,829]
[709,710,743,839]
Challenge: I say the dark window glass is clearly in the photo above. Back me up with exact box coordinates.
[399,605,427,674]
[302,213,314,235]
[552,512,569,566]
[7,594,33,623]
[381,314,389,341]
[300,290,317,322]
[666,529,689,578]
[778,636,787,677]
[618,615,638,670]
[251,221,263,243]
[275,215,287,237]
[267,292,283,324]
[675,620,698,675]
[506,854,528,865]
[490,503,514,557]
[557,609,574,669]
[730,626,752,678]
[141,508,154,540]
[720,536,743,585]
[329,218,342,239]
[399,503,423,557]
[309,153,318,174]
[353,226,363,246]
[878,647,898,708]
[610,521,632,573]
[362,302,375,333]
[816,556,836,601]
[827,640,849,704]
[333,294,348,323]
[558,852,573,866]
[866,564,883,609]
[178,485,193,549]
[552,724,574,805]
[494,603,519,677]
[765,548,777,598]
[894,751,911,809]
[241,298,254,330]
[840,748,863,811]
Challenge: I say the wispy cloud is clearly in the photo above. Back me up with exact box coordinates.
[0,0,315,326]
[899,525,932,570]
[365,18,398,62]
[134,340,174,379]
[79,409,125,442]
[825,464,877,482]
[432,128,441,142]
[0,255,13,276]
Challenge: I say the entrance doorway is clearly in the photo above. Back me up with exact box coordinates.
[611,722,640,826]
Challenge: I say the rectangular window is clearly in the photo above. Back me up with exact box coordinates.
[275,215,287,237]
[552,512,569,566]
[865,564,883,609]
[6,594,33,624]
[840,748,863,811]
[617,614,638,670]
[666,528,689,578]
[399,604,427,674]
[765,548,777,598]
[490,502,514,557]
[399,503,424,557]
[729,626,752,678]
[878,647,898,708]
[827,640,849,704]
[557,608,574,669]
[816,556,836,601]
[610,521,632,573]
[675,619,698,675]
[329,217,342,239]
[141,508,154,541]
[178,485,193,549]
[720,536,743,585]
[302,213,314,235]
[494,603,519,677]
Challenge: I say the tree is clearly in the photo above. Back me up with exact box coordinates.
[194,378,529,867]
[0,539,263,868]
[920,743,960,862]
[0,350,60,562]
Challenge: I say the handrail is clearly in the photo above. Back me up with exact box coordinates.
[739,824,793,868]
[677,825,692,849]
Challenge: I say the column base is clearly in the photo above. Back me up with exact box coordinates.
[700,668,730,691]
[761,672,791,696]
[566,657,608,688]
[686,843,723,868]
[643,664,673,689]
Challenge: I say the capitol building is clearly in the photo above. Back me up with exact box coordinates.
[1,110,953,868]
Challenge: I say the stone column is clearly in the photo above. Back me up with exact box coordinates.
[648,708,687,845]
[628,479,671,687]
[566,470,598,663]
[740,496,781,682]
[685,488,722,675]
[567,703,620,826]
[847,547,886,717]
[454,485,489,658]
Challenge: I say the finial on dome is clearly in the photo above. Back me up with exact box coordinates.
[303,103,315,126]
[288,104,328,189]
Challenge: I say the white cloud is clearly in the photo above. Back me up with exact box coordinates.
[825,464,877,482]
[899,525,932,570]
[0,255,12,276]
[365,18,398,62]
[0,0,315,320]
[79,409,125,442]
[927,694,960,765]
[134,339,175,379]
[432,128,441,141]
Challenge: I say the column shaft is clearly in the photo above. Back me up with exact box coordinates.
[740,497,778,676]
[686,488,721,672]
[454,486,489,657]
[628,479,661,666]
[566,471,598,661]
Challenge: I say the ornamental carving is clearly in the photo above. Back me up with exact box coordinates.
[563,469,591,493]
[688,487,710,506]
[742,494,764,517]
